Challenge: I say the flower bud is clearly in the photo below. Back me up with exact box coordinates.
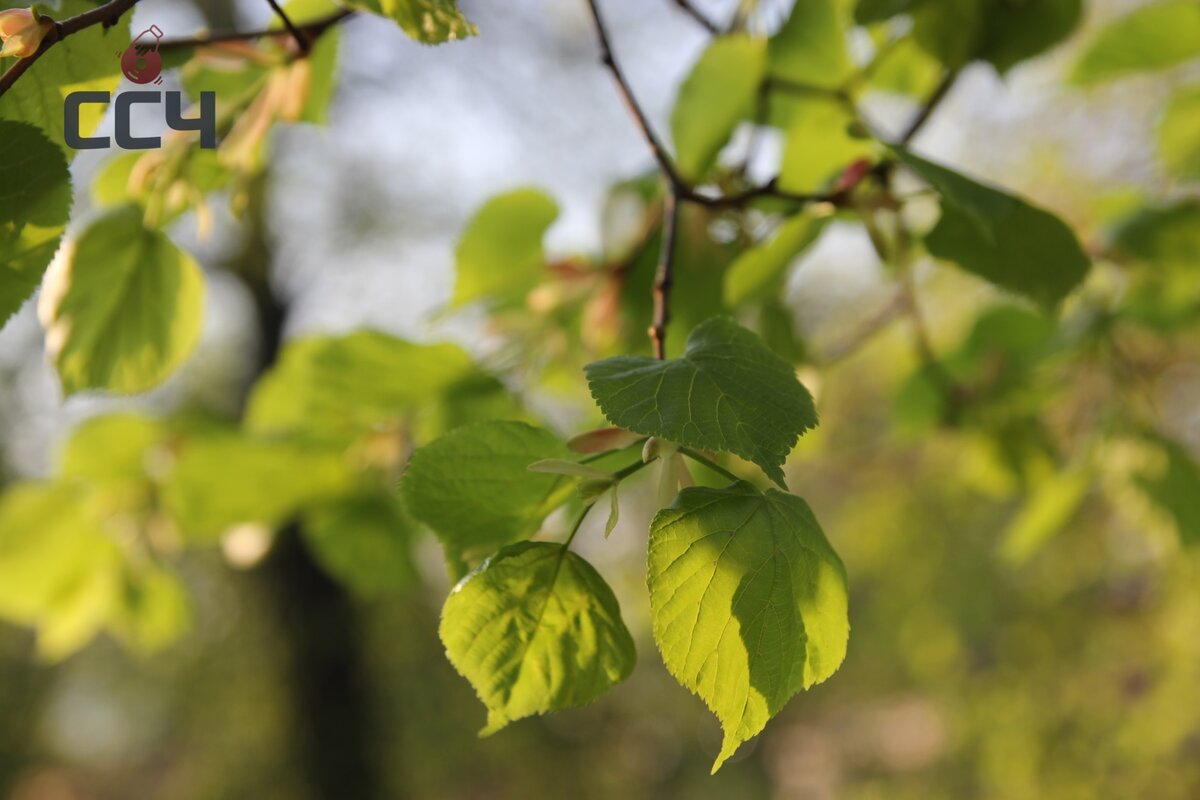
[0,8,53,59]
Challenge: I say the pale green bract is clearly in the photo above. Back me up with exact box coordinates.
[894,147,1090,309]
[0,121,71,327]
[40,204,205,395]
[585,317,817,487]
[440,541,636,734]
[452,188,558,308]
[648,482,849,772]
[342,0,476,44]
[671,34,766,182]
[402,420,573,561]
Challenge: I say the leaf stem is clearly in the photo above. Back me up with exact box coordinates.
[158,10,352,53]
[679,448,742,484]
[898,69,958,145]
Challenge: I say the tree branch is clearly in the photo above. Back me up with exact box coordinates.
[899,69,958,145]
[264,0,312,54]
[159,10,353,53]
[668,0,720,34]
[650,186,680,359]
[0,0,141,99]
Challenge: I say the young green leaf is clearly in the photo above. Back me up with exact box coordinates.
[402,420,573,560]
[1070,0,1200,86]
[453,188,558,308]
[585,317,817,487]
[894,147,1090,309]
[648,482,849,772]
[40,204,205,395]
[0,0,130,154]
[1137,436,1200,547]
[440,541,636,733]
[344,0,476,44]
[1159,86,1200,182]
[724,213,825,307]
[671,35,766,182]
[767,0,852,90]
[0,120,71,327]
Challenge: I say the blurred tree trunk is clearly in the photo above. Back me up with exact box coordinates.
[230,177,386,800]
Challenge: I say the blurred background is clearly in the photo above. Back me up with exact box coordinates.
[1,0,1199,798]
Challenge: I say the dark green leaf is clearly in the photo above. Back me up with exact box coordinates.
[585,317,817,487]
[767,0,853,90]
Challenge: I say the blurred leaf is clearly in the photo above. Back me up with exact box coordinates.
[1070,0,1200,85]
[1158,85,1200,182]
[59,413,165,486]
[758,298,808,363]
[452,188,559,308]
[648,482,848,772]
[91,152,144,208]
[866,36,943,98]
[0,482,122,656]
[111,565,191,653]
[1000,464,1090,562]
[585,317,817,487]
[40,204,205,395]
[0,120,70,327]
[672,34,766,182]
[401,420,573,561]
[0,0,130,153]
[163,434,355,540]
[343,0,477,44]
[723,212,825,306]
[778,98,875,194]
[301,18,341,124]
[895,148,1090,308]
[303,494,417,597]
[246,331,481,441]
[1137,436,1200,546]
[911,0,1080,73]
[767,0,853,90]
[440,541,635,733]
[1111,200,1200,265]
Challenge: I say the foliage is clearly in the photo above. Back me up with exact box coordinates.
[0,0,1197,785]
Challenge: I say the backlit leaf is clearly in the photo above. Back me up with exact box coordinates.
[1071,0,1200,85]
[452,188,558,308]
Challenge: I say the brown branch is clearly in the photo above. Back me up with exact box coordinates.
[0,0,141,99]
[159,10,353,53]
[264,0,311,53]
[899,69,958,145]
[669,0,720,34]
[650,186,680,359]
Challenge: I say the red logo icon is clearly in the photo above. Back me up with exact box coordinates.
[120,25,164,85]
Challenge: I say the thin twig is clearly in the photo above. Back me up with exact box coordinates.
[159,10,352,52]
[585,0,685,188]
[264,0,311,53]
[679,447,742,484]
[669,0,720,34]
[0,0,141,99]
[650,186,680,359]
[898,69,958,145]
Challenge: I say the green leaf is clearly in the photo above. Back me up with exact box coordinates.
[648,482,849,771]
[440,541,636,733]
[452,188,558,308]
[1000,464,1090,563]
[585,317,817,487]
[723,213,825,306]
[303,495,418,597]
[40,204,205,395]
[910,0,1080,73]
[1137,436,1200,546]
[866,36,944,98]
[894,148,1090,308]
[59,413,165,486]
[1112,201,1200,266]
[0,120,71,327]
[767,0,853,90]
[0,0,130,154]
[1070,0,1200,85]
[344,0,477,44]
[672,35,766,182]
[246,331,481,440]
[402,420,573,560]
[163,434,355,540]
[1159,85,1200,182]
[111,565,191,654]
[778,98,875,194]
